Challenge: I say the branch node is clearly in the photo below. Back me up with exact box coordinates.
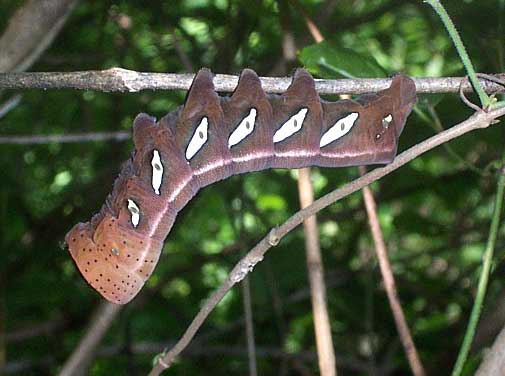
[231,259,258,283]
[459,75,483,112]
[157,356,170,369]
[108,67,142,92]
[267,228,280,246]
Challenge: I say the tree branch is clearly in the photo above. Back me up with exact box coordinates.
[0,0,80,72]
[148,106,505,376]
[0,68,504,94]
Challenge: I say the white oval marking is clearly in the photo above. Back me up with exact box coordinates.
[319,112,359,148]
[185,117,208,160]
[151,150,163,195]
[127,199,140,228]
[382,113,393,128]
[228,108,257,148]
[273,108,308,143]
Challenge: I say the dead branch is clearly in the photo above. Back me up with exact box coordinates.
[0,68,504,94]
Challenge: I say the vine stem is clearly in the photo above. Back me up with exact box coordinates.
[424,0,491,107]
[451,160,505,376]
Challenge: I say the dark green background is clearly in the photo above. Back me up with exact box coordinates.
[1,0,504,374]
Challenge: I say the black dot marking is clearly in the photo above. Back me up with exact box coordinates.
[198,130,204,139]
[129,206,139,214]
[94,259,98,263]
[116,265,119,269]
[294,119,298,128]
[87,261,90,265]
[245,121,250,129]
[154,163,162,171]
[341,123,345,131]
[375,134,381,139]
[72,238,76,242]
[107,278,111,282]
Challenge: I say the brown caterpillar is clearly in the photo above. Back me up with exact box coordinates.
[66,68,417,304]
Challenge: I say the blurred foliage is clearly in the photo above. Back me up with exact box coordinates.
[1,0,505,375]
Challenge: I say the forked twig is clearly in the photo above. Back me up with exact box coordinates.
[459,74,505,112]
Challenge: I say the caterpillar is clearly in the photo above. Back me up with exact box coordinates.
[65,68,417,304]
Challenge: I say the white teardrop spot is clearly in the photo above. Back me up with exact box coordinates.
[319,112,359,148]
[127,199,140,228]
[185,117,209,160]
[228,108,257,148]
[382,113,393,129]
[273,108,308,143]
[151,150,163,195]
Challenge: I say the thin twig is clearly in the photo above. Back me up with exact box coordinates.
[459,76,482,112]
[242,276,258,376]
[359,166,426,376]
[0,69,504,94]
[58,301,122,376]
[147,105,505,376]
[0,94,22,120]
[0,131,130,145]
[287,0,324,43]
[170,27,194,73]
[291,6,336,375]
[298,168,337,376]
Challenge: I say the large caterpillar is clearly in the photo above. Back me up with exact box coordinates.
[66,68,417,304]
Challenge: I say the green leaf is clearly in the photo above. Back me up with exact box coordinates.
[299,41,387,79]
